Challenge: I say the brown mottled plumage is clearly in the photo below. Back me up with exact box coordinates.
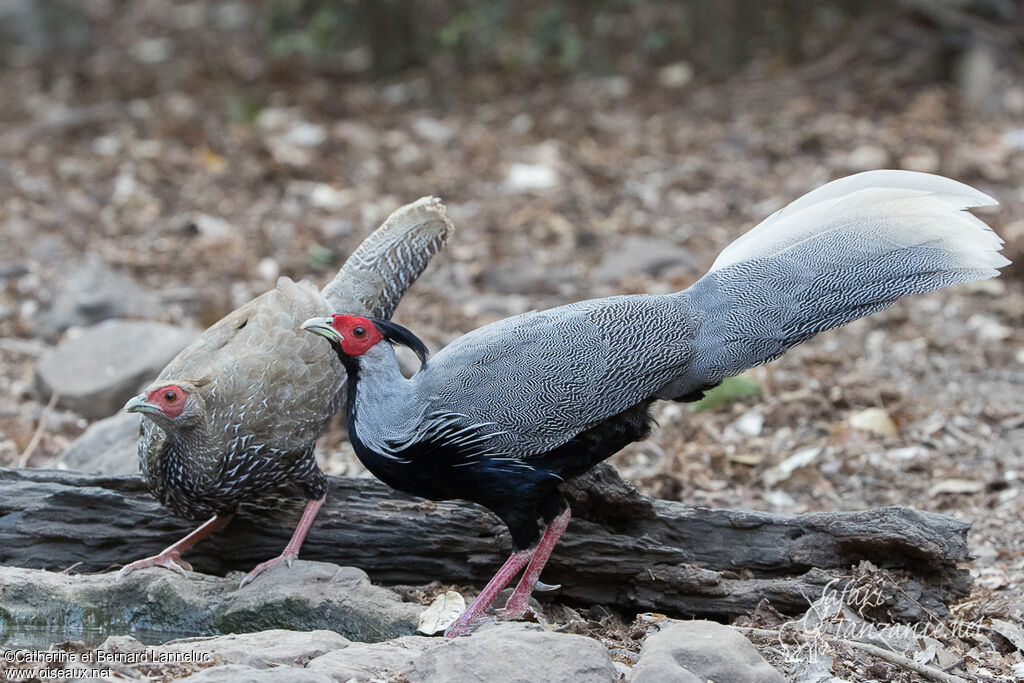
[120,197,453,585]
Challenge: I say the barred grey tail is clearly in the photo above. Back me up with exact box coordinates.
[322,197,455,319]
[666,171,1008,396]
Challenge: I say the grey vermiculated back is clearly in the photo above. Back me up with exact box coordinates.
[350,171,1008,469]
[321,197,455,319]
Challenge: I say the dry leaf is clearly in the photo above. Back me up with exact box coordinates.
[417,590,466,635]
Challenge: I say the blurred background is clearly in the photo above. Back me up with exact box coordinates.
[0,0,1022,662]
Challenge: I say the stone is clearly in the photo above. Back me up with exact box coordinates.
[58,411,141,475]
[177,664,334,683]
[159,630,350,669]
[844,145,889,172]
[505,163,559,192]
[218,563,421,643]
[130,37,172,64]
[0,561,419,646]
[35,256,161,340]
[34,319,198,420]
[306,638,433,682]
[631,620,785,683]
[0,262,28,280]
[478,260,565,296]
[658,61,694,89]
[593,236,697,284]
[405,622,617,683]
[411,117,454,145]
[0,0,93,63]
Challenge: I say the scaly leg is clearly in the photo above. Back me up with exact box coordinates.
[117,513,235,579]
[444,548,534,638]
[239,496,325,588]
[497,507,571,619]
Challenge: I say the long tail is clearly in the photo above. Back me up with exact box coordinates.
[670,170,1008,396]
[321,197,454,319]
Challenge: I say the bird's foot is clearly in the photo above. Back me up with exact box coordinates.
[494,601,529,620]
[495,580,560,620]
[239,552,296,588]
[444,613,492,638]
[117,552,193,580]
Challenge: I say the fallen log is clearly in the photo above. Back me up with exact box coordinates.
[0,466,971,621]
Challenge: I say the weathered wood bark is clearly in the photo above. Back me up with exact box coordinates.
[0,466,971,621]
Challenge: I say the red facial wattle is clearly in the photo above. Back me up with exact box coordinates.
[331,315,383,356]
[147,384,187,418]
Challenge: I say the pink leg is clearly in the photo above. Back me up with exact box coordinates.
[444,548,534,638]
[239,496,325,588]
[117,513,235,579]
[497,507,571,619]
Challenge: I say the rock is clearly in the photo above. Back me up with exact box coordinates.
[35,257,161,340]
[593,236,697,284]
[130,37,172,64]
[0,261,29,280]
[632,620,785,683]
[0,0,93,63]
[177,664,334,683]
[0,562,419,646]
[505,163,559,192]
[217,562,421,642]
[843,145,889,172]
[34,320,198,420]
[411,117,454,145]
[191,213,234,240]
[405,622,617,683]
[306,638,433,682]
[57,410,141,474]
[478,260,565,295]
[955,39,1000,115]
[658,61,694,89]
[281,121,327,148]
[159,630,350,669]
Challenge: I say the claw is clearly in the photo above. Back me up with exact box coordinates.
[117,553,192,580]
[496,595,532,621]
[239,552,297,588]
[444,614,491,638]
[532,579,561,592]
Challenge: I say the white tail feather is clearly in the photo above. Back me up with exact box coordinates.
[710,170,1006,275]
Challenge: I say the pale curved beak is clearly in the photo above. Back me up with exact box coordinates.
[301,316,343,343]
[124,394,161,416]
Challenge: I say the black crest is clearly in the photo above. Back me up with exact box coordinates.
[370,318,429,367]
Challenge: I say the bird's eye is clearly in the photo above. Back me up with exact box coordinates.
[353,326,366,338]
[164,391,178,403]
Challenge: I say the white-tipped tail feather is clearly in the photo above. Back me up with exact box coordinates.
[672,170,1009,396]
[710,170,1006,275]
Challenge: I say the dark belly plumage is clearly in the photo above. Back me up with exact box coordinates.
[348,400,656,548]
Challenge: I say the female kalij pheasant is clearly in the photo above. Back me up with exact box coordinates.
[301,171,1008,636]
[121,197,453,586]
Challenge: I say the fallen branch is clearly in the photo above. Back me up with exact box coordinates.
[0,466,971,621]
[734,626,969,683]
